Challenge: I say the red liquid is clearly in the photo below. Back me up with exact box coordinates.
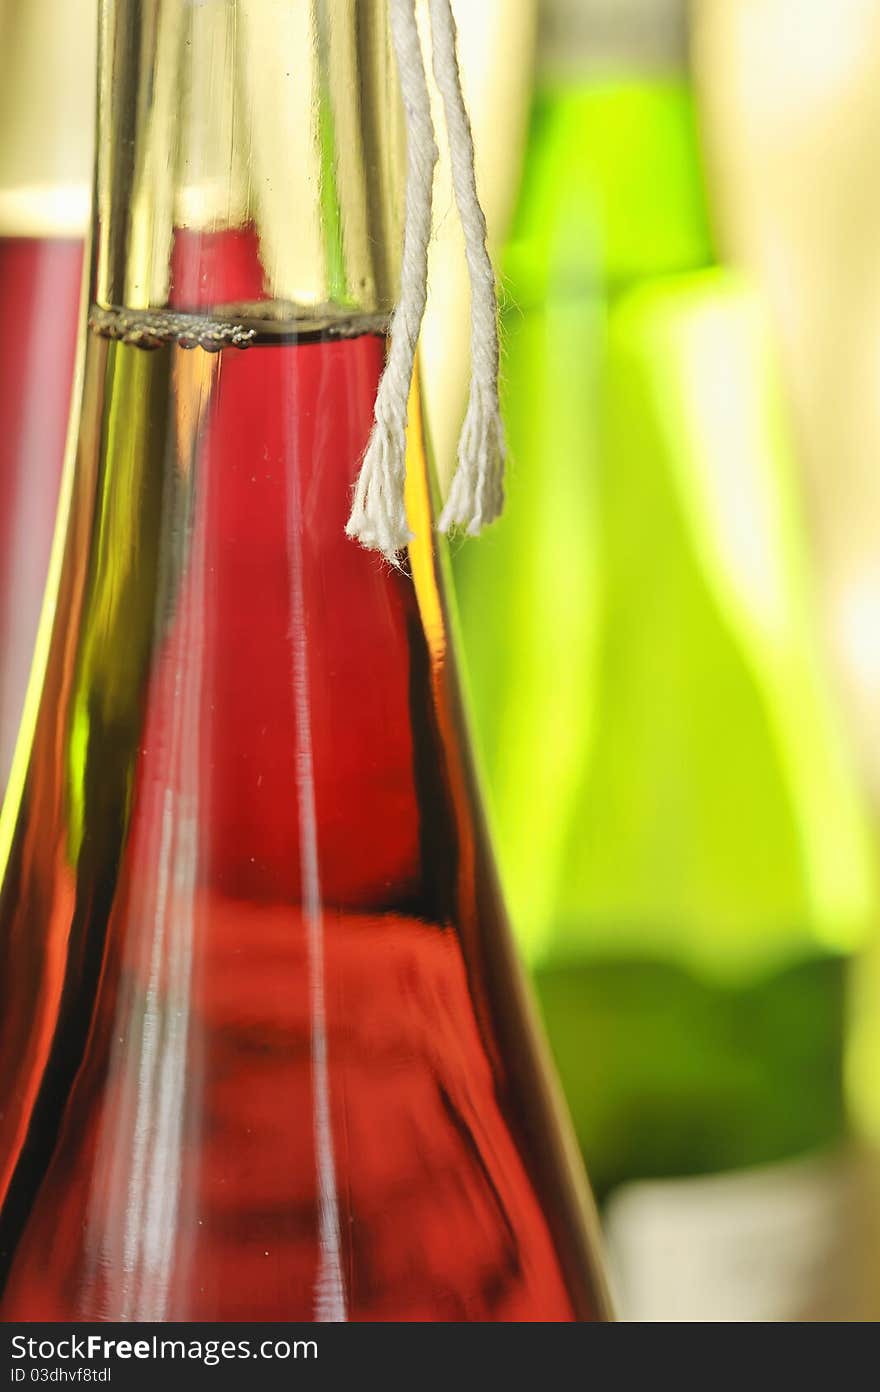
[0,280,606,1320]
[0,236,83,788]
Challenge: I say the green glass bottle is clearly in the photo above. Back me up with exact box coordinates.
[453,0,876,1320]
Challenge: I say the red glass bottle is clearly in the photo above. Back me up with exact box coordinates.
[0,0,610,1321]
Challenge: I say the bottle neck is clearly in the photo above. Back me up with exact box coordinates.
[505,77,714,303]
[505,0,710,300]
[538,0,689,84]
[95,0,402,330]
[63,2,452,916]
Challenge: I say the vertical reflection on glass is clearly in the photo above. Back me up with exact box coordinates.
[81,350,217,1319]
[284,347,346,1322]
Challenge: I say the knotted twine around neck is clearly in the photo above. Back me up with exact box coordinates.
[344,0,505,561]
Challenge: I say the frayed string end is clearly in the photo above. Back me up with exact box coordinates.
[345,418,414,563]
[438,383,505,536]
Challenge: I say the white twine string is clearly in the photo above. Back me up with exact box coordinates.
[429,0,505,537]
[345,0,437,560]
[346,0,505,558]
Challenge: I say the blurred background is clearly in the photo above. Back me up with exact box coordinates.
[431,0,880,1321]
[5,0,880,1321]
